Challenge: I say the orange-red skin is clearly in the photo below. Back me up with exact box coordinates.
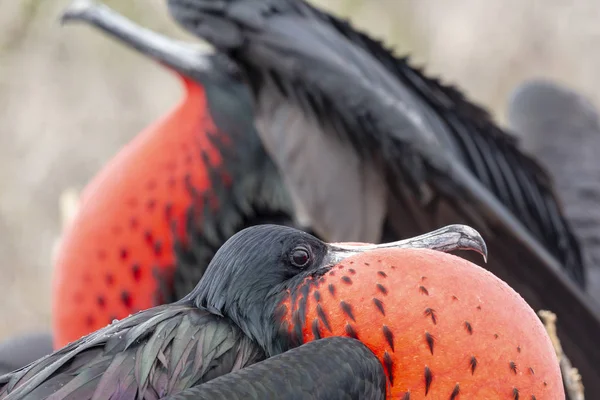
[281,248,563,399]
[52,76,222,349]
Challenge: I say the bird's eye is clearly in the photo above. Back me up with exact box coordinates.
[290,247,311,268]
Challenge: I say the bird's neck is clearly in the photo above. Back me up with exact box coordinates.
[229,290,298,357]
[187,278,294,356]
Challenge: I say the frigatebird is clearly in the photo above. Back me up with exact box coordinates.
[166,0,600,394]
[508,79,600,307]
[51,0,317,349]
[1,224,491,399]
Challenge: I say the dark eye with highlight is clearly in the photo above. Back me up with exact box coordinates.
[290,247,311,268]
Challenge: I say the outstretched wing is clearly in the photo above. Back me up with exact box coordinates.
[168,0,583,284]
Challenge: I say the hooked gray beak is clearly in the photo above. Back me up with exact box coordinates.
[60,0,212,76]
[325,224,488,266]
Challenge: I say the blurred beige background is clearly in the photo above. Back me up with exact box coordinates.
[1,0,599,340]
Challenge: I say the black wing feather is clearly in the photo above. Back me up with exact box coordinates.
[170,0,584,284]
[311,7,583,283]
[0,305,264,400]
[162,337,386,400]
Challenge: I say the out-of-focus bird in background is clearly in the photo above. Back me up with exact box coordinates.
[0,333,53,377]
[507,79,600,306]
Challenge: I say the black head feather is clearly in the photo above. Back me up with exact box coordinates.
[181,224,329,354]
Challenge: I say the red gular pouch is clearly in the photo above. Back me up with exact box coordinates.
[52,77,225,349]
[279,247,564,400]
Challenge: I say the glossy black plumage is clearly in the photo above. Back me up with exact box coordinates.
[0,305,264,400]
[166,0,600,395]
[163,337,386,400]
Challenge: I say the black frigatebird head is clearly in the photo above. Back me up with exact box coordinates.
[182,223,487,356]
